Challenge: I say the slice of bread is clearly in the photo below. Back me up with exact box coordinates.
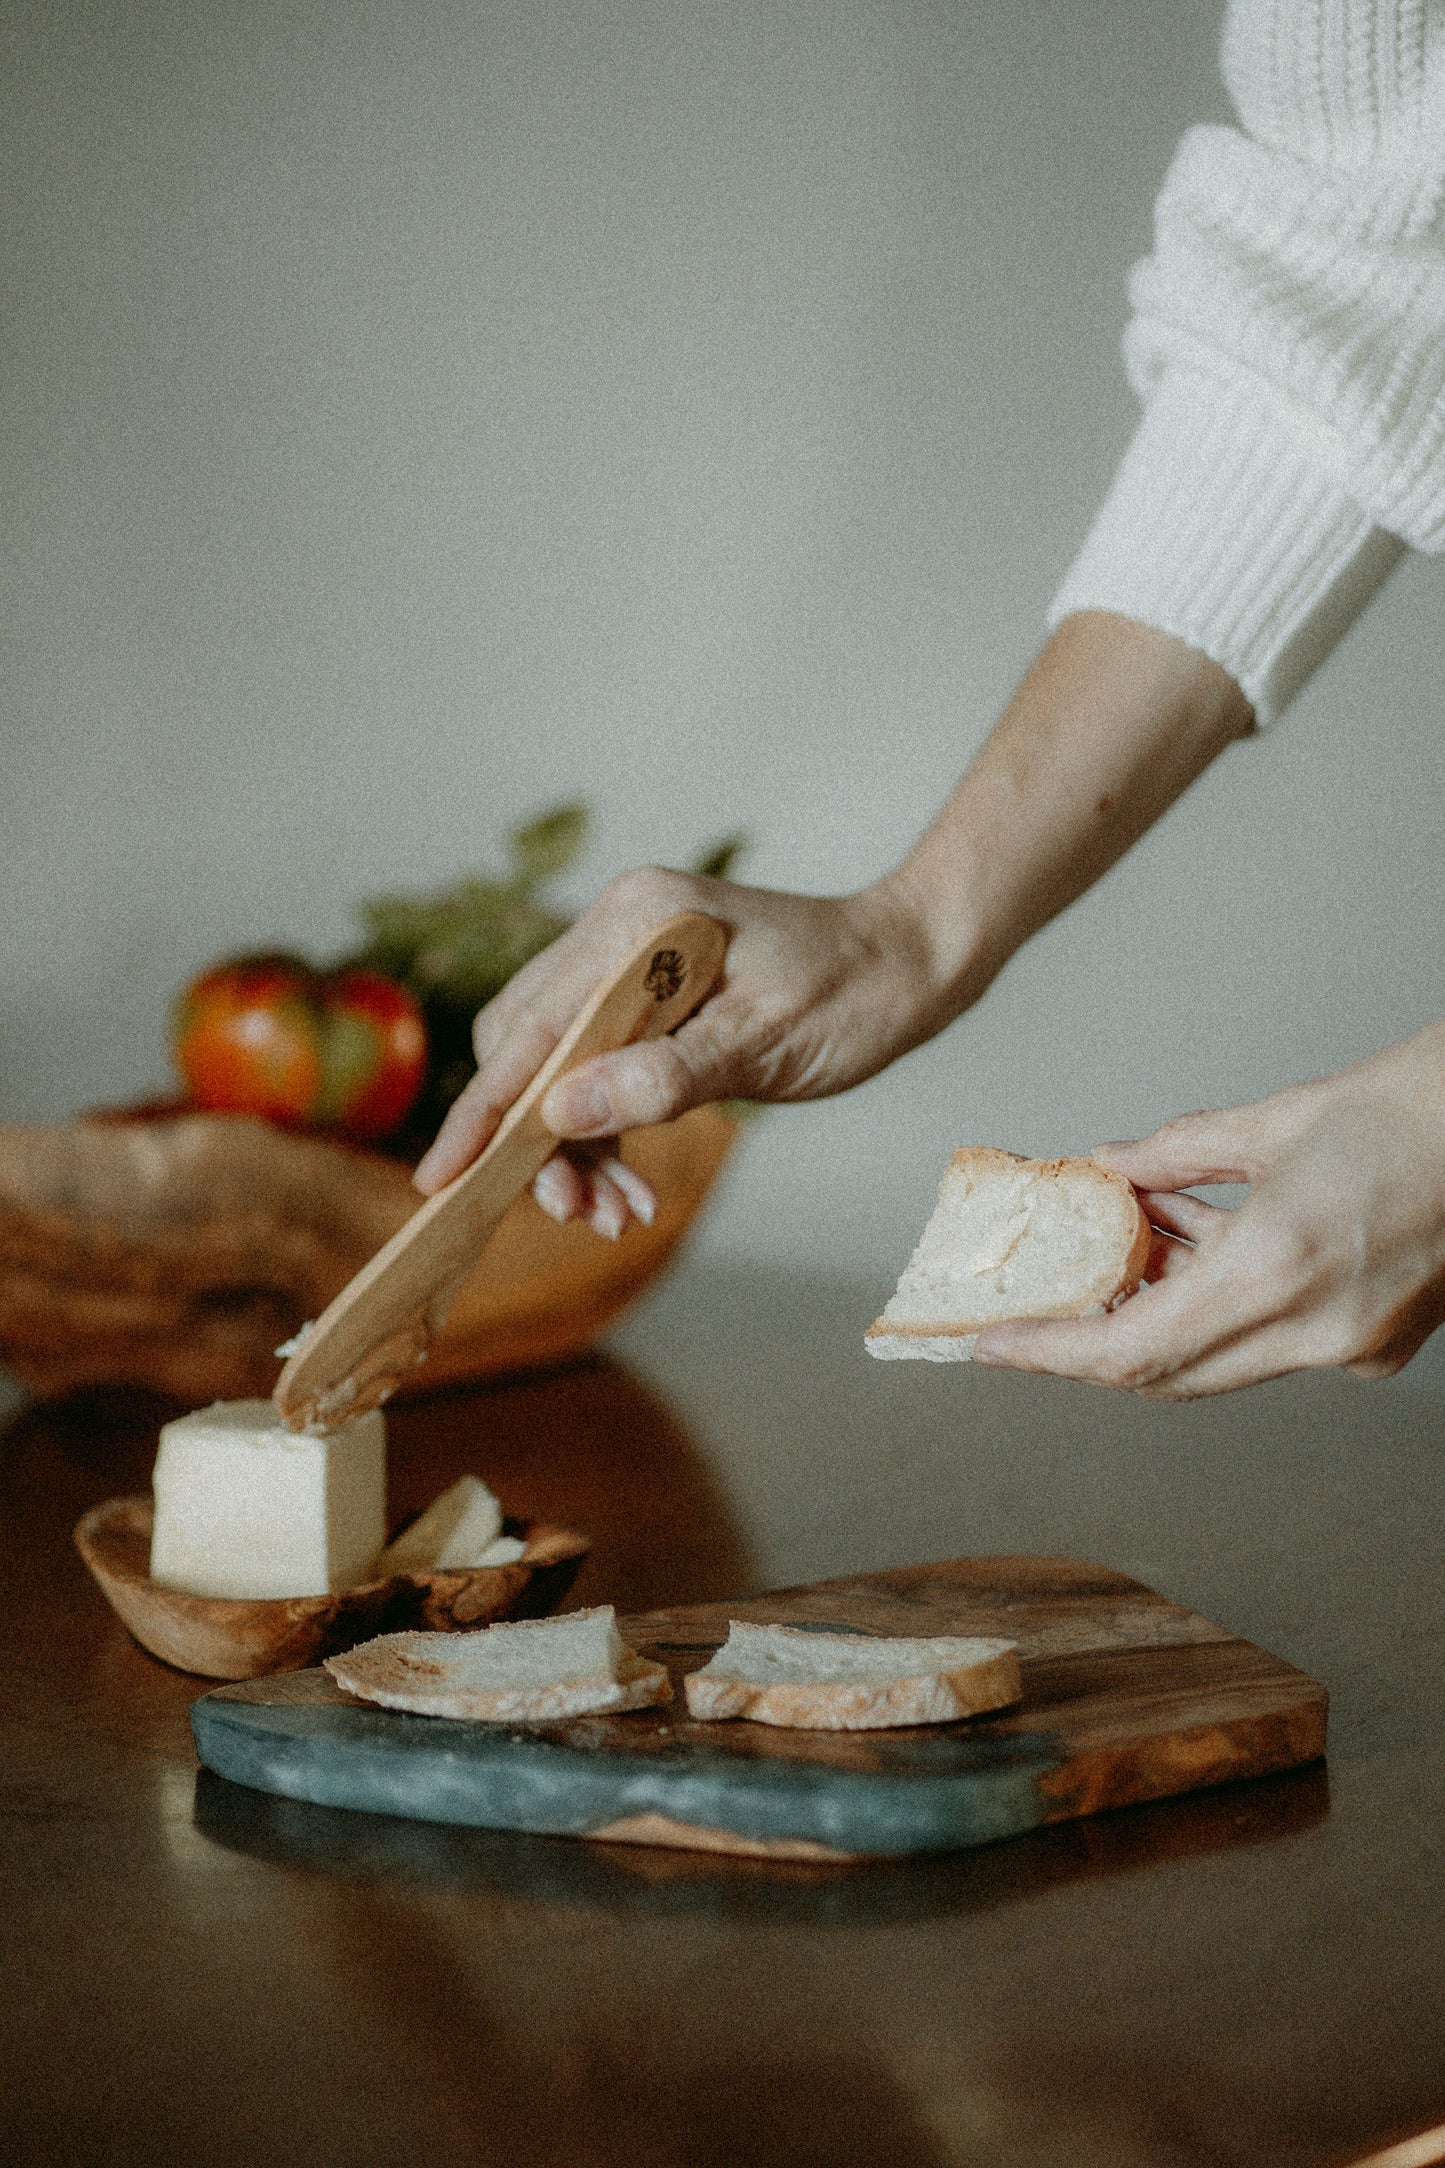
[683,1620,1021,1729]
[324,1604,672,1721]
[866,1147,1150,1362]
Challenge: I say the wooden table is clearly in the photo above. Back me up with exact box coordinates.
[4,1258,1445,2168]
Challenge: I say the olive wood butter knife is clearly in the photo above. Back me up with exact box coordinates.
[273,911,728,1433]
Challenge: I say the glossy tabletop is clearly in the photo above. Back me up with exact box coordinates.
[4,1258,1445,2168]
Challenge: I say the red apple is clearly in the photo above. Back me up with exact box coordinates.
[172,954,427,1141]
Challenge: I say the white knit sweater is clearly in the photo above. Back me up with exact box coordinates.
[1049,0,1445,722]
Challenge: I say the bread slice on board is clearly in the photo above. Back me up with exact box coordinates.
[325,1605,671,1721]
[866,1147,1150,1362]
[683,1620,1022,1730]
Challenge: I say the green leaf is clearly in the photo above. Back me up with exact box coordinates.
[691,833,748,882]
[350,894,444,978]
[510,804,589,887]
[347,798,755,1148]
[409,889,568,1010]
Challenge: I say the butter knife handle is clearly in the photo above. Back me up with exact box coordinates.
[272,911,729,1432]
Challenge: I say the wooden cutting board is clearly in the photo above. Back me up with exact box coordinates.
[190,1555,1327,1862]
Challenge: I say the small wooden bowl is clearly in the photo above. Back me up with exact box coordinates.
[74,1495,588,1681]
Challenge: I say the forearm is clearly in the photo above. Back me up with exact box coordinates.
[877,610,1255,1018]
[419,615,1253,1211]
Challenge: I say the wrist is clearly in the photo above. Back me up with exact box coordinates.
[861,857,997,1030]
[1357,1020,1445,1134]
[880,615,1253,1015]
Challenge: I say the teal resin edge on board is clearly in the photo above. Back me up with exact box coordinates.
[190,1692,1062,1856]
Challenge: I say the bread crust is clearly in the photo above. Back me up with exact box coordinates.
[865,1149,1150,1354]
[684,1642,1022,1730]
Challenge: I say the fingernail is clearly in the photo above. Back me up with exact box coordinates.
[544,1075,614,1136]
[593,1197,625,1241]
[600,1155,655,1226]
[413,1147,446,1193]
[533,1164,571,1222]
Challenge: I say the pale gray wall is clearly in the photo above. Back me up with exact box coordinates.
[5,2,1443,1373]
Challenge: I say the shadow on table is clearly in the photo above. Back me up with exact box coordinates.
[193,1754,1328,1930]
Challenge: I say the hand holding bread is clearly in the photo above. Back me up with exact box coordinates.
[970,1025,1445,1398]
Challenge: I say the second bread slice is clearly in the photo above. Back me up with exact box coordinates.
[684,1620,1022,1729]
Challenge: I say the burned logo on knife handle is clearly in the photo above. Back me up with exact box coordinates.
[644,949,686,1002]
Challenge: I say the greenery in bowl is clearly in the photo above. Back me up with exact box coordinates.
[346,807,744,1150]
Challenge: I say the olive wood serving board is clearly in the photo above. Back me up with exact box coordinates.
[191,1556,1327,1861]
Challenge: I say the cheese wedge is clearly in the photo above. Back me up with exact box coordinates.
[378,1475,504,1575]
[474,1536,527,1567]
[149,1399,386,1599]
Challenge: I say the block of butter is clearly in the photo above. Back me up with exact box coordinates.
[149,1399,387,1600]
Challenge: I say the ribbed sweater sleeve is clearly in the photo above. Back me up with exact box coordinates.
[1048,0,1445,722]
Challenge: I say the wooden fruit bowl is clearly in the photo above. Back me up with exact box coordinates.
[75,1495,589,1680]
[0,1101,737,1405]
